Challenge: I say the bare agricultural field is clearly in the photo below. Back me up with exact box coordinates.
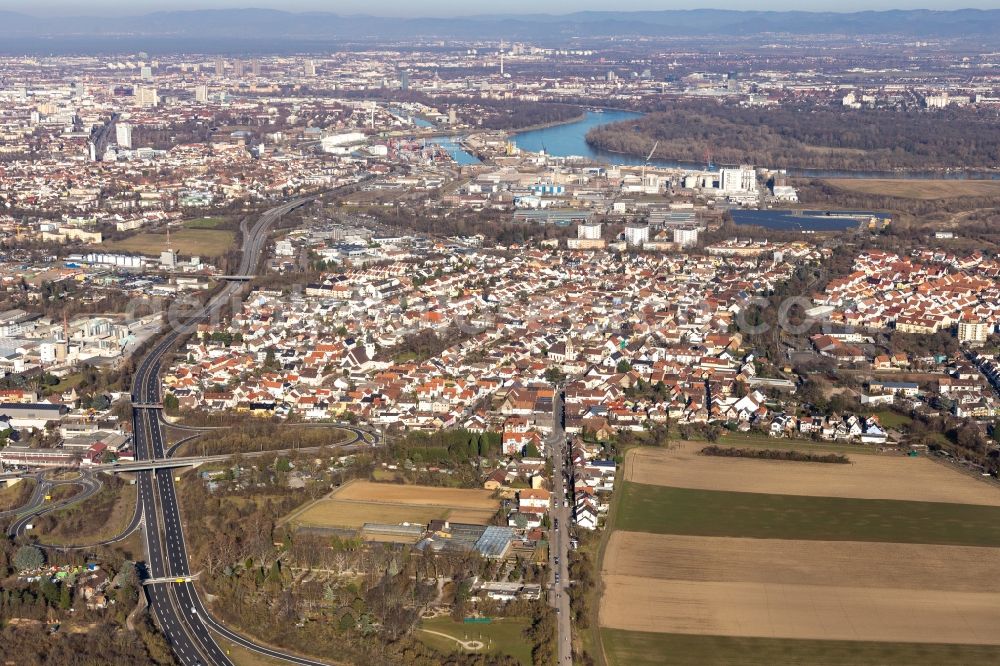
[626,443,1000,506]
[448,508,499,524]
[103,229,235,257]
[600,576,1000,645]
[286,481,499,529]
[823,178,1000,200]
[333,481,498,509]
[602,630,1000,666]
[604,532,1000,594]
[293,500,447,529]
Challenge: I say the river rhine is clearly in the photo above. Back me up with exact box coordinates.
[511,110,999,180]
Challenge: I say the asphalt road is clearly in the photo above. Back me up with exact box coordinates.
[547,388,573,666]
[5,471,103,538]
[4,189,369,665]
[127,195,331,666]
[134,354,236,665]
[132,191,389,665]
[0,472,45,519]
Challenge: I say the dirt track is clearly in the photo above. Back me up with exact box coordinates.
[626,444,1000,506]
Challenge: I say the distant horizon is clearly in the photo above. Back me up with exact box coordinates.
[2,4,1000,50]
[4,3,1000,19]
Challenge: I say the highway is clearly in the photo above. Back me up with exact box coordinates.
[1,189,367,664]
[1,427,373,551]
[128,194,338,666]
[546,388,573,666]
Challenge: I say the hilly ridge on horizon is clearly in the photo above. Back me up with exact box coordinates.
[0,7,998,42]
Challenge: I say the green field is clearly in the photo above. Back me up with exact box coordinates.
[104,229,235,257]
[869,410,913,429]
[603,630,1000,666]
[616,482,1000,547]
[183,217,228,229]
[43,372,86,397]
[417,616,532,665]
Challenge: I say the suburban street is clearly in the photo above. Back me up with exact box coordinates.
[547,387,573,666]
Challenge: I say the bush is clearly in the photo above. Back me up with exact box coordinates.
[13,545,45,571]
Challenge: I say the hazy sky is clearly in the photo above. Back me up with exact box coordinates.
[3,1,1000,17]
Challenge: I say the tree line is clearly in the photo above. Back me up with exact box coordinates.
[701,445,850,464]
[586,100,1000,171]
[174,422,353,457]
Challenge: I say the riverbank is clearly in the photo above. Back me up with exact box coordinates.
[428,111,589,166]
[508,111,587,135]
[585,134,1000,180]
[583,112,1000,180]
[513,109,642,162]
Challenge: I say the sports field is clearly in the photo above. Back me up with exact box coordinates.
[626,444,1000,505]
[286,481,498,530]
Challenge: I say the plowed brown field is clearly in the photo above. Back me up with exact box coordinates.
[333,481,497,508]
[600,576,1000,644]
[604,532,1000,593]
[625,443,1000,506]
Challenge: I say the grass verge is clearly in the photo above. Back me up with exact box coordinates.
[0,479,36,512]
[34,483,136,546]
[210,630,288,666]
